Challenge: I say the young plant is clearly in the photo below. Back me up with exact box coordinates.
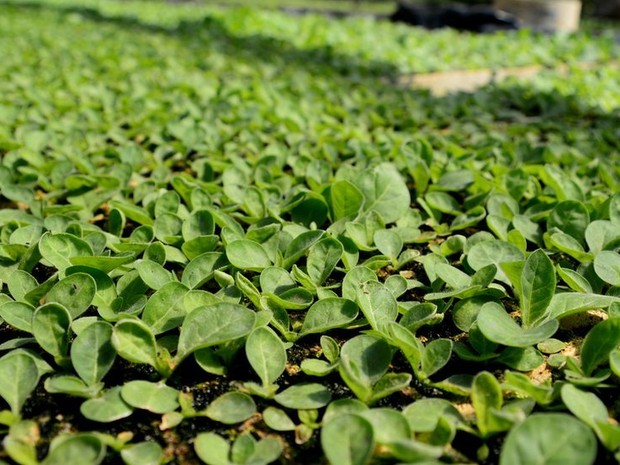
[243,326,286,398]
[0,351,40,424]
[338,334,411,404]
[194,431,282,465]
[45,321,115,398]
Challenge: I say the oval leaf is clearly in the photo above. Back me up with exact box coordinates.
[245,327,286,387]
[321,414,374,465]
[500,413,596,465]
[70,321,115,386]
[301,298,359,335]
[226,240,271,272]
[111,319,159,369]
[204,392,256,424]
[80,386,133,423]
[46,273,96,319]
[121,381,179,414]
[32,303,71,359]
[176,303,256,362]
[580,318,620,376]
[0,352,40,415]
[274,383,332,409]
[477,302,558,348]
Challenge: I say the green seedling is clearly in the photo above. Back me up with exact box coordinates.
[194,431,282,465]
[45,321,115,399]
[355,280,398,334]
[3,419,39,465]
[320,414,374,465]
[300,335,340,377]
[243,326,286,398]
[385,322,453,385]
[338,334,411,404]
[111,319,173,378]
[262,407,320,444]
[26,433,108,465]
[0,352,40,422]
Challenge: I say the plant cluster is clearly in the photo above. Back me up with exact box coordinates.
[1,1,620,464]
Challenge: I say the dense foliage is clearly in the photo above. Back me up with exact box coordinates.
[1,1,620,464]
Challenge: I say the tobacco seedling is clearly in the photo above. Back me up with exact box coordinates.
[338,334,411,404]
[194,431,282,465]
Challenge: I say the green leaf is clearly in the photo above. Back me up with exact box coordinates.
[467,240,524,284]
[373,229,403,263]
[546,232,592,263]
[402,398,464,432]
[355,163,410,223]
[547,200,589,243]
[69,254,135,273]
[245,327,286,387]
[547,293,620,320]
[204,392,256,424]
[585,220,619,254]
[182,252,228,289]
[477,302,558,348]
[176,303,256,363]
[499,414,596,465]
[80,386,133,423]
[226,240,271,272]
[194,432,230,465]
[580,318,620,376]
[342,266,377,301]
[274,383,332,409]
[120,381,179,414]
[42,433,106,465]
[4,422,39,465]
[369,373,412,404]
[359,408,411,444]
[497,346,544,371]
[0,301,35,333]
[306,237,343,286]
[111,319,160,372]
[561,384,608,429]
[339,335,391,403]
[421,338,453,378]
[46,273,96,319]
[66,266,117,312]
[39,232,93,272]
[556,266,592,293]
[301,298,359,335]
[44,375,101,398]
[355,280,398,332]
[0,352,40,416]
[183,210,215,240]
[594,251,620,286]
[32,303,71,359]
[134,259,174,290]
[70,321,115,386]
[262,407,296,431]
[141,281,190,335]
[329,180,364,221]
[120,442,164,465]
[6,270,38,302]
[108,200,153,226]
[520,249,555,327]
[471,371,503,438]
[282,230,325,270]
[321,414,374,465]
